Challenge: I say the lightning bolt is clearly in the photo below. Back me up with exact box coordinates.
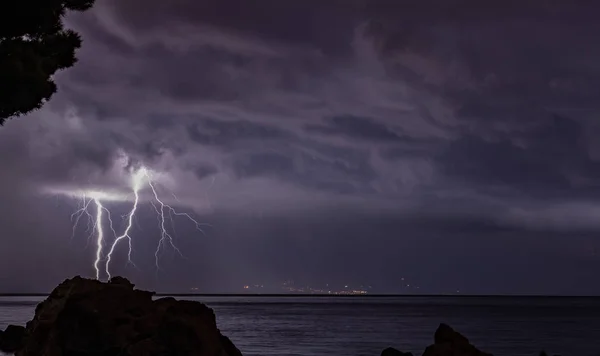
[142,168,208,269]
[70,195,94,242]
[104,167,145,280]
[70,165,210,281]
[70,194,118,280]
[92,199,104,279]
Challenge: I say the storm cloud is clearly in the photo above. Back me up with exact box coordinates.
[1,0,599,294]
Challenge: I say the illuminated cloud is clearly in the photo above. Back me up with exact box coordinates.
[0,0,599,293]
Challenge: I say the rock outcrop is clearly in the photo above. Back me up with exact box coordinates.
[382,323,491,356]
[0,324,26,353]
[14,276,242,356]
[381,346,413,356]
[422,323,491,356]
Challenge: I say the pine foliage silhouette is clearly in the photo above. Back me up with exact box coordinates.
[0,0,95,124]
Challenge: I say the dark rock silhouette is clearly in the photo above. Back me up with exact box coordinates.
[381,323,492,356]
[381,325,565,356]
[381,346,413,356]
[0,280,565,356]
[422,323,492,356]
[539,351,561,356]
[0,324,26,353]
[14,276,243,356]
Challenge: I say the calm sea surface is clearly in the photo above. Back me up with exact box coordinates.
[0,296,599,356]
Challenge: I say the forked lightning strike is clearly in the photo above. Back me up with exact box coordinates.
[104,168,145,280]
[71,194,119,279]
[146,177,185,268]
[70,166,209,280]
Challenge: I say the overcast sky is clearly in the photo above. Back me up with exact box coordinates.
[1,0,599,294]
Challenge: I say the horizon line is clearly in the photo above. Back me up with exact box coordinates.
[1,293,599,298]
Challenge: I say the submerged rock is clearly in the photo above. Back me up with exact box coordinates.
[16,276,242,356]
[539,351,561,356]
[381,347,413,356]
[0,324,26,353]
[422,323,492,356]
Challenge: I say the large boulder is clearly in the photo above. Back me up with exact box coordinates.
[16,276,243,356]
[0,324,26,352]
[422,323,492,356]
[381,347,413,356]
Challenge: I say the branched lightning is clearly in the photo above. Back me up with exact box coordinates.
[71,194,119,279]
[93,199,104,279]
[70,195,94,241]
[104,168,144,280]
[69,166,210,281]
[142,169,209,269]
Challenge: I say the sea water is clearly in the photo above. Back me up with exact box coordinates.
[1,296,599,356]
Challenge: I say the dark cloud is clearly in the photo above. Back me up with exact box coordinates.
[0,0,599,293]
[187,118,290,147]
[231,147,377,195]
[191,164,218,180]
[306,115,404,142]
[438,115,600,200]
[233,152,294,179]
[99,0,361,56]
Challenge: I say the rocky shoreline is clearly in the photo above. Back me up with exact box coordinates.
[0,276,241,356]
[0,276,559,356]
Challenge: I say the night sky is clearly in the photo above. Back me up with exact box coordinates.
[1,1,599,295]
